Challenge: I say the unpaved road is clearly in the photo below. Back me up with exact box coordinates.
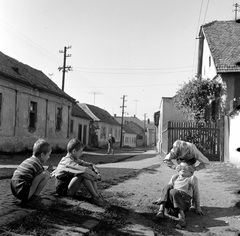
[2,150,240,235]
[99,151,240,236]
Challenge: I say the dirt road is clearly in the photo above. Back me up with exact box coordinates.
[1,149,240,235]
[99,151,240,236]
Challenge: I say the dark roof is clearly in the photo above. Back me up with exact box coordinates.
[86,104,121,126]
[72,103,92,120]
[0,51,75,101]
[201,21,240,73]
[123,124,138,134]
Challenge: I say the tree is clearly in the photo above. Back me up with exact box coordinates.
[173,77,226,121]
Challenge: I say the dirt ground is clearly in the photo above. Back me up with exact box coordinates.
[1,150,240,235]
[102,158,240,236]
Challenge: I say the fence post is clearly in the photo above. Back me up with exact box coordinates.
[167,121,171,152]
[219,115,224,162]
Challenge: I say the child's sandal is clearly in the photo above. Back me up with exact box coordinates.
[156,210,164,218]
[176,218,186,228]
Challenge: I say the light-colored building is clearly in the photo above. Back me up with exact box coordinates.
[78,103,121,147]
[0,51,75,152]
[197,20,240,163]
[70,103,92,146]
[157,97,187,155]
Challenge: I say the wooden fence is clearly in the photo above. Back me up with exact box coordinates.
[162,120,221,161]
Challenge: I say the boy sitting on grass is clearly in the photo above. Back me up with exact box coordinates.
[54,138,108,207]
[11,139,53,210]
[154,162,203,228]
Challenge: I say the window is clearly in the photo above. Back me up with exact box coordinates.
[70,120,74,133]
[29,101,37,131]
[209,56,211,67]
[56,107,63,131]
[100,126,106,139]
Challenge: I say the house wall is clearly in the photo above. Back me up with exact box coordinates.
[123,133,136,147]
[220,74,240,112]
[201,39,217,79]
[0,78,72,152]
[229,113,240,165]
[70,117,90,146]
[158,97,187,155]
[98,122,121,147]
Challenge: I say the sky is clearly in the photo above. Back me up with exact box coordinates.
[0,0,238,121]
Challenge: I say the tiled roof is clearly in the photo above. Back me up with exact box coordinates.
[0,51,75,101]
[123,123,138,134]
[72,103,92,120]
[86,104,121,126]
[202,20,240,73]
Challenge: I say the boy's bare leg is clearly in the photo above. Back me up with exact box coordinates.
[67,176,84,197]
[28,170,50,199]
[157,202,166,218]
[82,179,99,198]
[176,210,186,228]
[91,181,100,196]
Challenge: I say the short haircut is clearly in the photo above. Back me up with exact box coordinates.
[33,139,52,157]
[67,138,84,153]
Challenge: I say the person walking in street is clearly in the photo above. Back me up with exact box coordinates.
[107,134,115,154]
[155,162,203,229]
[54,138,109,207]
[163,140,210,171]
[10,139,53,210]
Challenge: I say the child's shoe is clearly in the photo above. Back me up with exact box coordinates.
[176,218,187,229]
[156,210,164,218]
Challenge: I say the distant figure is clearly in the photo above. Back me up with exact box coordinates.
[10,139,53,210]
[54,138,109,207]
[107,134,115,154]
[163,140,210,171]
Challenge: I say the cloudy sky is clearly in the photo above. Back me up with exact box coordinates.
[0,0,237,121]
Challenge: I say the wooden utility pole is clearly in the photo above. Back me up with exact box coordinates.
[58,46,72,91]
[233,3,240,20]
[143,113,147,146]
[120,95,127,148]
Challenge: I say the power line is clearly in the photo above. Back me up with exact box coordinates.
[202,0,210,24]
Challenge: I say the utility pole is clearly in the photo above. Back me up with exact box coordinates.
[134,100,139,116]
[89,91,102,105]
[58,46,72,91]
[143,113,147,146]
[233,3,240,20]
[120,95,127,148]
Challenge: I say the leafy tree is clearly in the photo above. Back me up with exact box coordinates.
[173,77,226,121]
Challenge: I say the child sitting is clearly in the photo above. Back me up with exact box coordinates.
[154,162,203,228]
[11,139,53,210]
[54,138,108,207]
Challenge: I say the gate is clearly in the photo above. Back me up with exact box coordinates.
[164,120,221,161]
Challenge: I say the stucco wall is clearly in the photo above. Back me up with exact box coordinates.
[123,133,136,147]
[201,39,217,79]
[98,122,121,147]
[70,117,90,146]
[158,97,187,155]
[229,113,240,165]
[0,78,72,152]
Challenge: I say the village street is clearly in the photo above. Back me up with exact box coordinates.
[1,149,240,235]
